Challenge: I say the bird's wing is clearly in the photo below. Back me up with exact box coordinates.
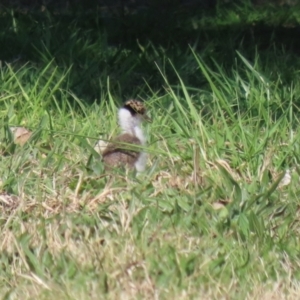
[102,133,142,167]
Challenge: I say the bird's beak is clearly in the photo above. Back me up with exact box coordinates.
[142,114,152,123]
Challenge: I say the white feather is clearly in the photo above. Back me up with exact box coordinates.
[118,107,147,172]
[118,108,141,134]
[135,152,147,172]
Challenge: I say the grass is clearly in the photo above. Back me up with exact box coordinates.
[1,51,300,299]
[1,1,300,299]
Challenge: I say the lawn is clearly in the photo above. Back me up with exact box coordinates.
[1,1,300,299]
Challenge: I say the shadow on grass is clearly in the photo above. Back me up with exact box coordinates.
[0,1,300,103]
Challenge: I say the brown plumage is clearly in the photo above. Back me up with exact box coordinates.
[101,99,150,171]
[102,133,142,169]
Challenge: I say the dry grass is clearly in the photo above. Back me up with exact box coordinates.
[1,45,300,299]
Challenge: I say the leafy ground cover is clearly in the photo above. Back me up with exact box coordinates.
[1,1,300,299]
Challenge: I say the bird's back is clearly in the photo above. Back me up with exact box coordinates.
[102,133,142,169]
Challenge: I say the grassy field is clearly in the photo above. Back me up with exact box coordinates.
[1,1,300,299]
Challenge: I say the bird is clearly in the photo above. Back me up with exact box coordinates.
[101,99,151,172]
